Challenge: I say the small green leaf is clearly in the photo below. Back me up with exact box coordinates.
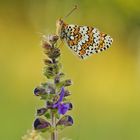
[56,125,65,130]
[55,81,65,89]
[55,113,60,119]
[40,94,49,100]
[44,112,51,119]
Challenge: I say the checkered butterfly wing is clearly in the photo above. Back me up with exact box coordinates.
[62,24,113,59]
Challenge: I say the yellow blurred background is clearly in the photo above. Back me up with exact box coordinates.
[0,0,140,140]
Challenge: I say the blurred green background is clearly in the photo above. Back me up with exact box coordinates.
[0,0,140,140]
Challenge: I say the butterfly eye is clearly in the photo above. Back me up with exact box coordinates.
[59,19,63,24]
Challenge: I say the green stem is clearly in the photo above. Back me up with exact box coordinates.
[51,111,58,140]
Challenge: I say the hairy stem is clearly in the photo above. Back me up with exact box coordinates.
[51,111,58,140]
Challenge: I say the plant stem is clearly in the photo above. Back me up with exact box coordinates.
[51,111,58,140]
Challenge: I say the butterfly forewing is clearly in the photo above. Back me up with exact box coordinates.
[60,22,113,59]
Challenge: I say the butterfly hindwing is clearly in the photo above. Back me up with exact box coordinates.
[60,22,113,59]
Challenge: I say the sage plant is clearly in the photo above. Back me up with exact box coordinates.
[33,34,73,140]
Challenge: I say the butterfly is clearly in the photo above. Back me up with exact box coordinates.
[56,7,113,59]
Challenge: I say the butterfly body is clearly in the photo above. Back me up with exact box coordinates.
[56,19,113,59]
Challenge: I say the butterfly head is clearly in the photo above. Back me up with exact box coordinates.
[56,18,66,39]
[56,6,77,40]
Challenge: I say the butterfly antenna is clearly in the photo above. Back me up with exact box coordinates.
[63,5,78,19]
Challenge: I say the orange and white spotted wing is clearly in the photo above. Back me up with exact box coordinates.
[57,20,113,59]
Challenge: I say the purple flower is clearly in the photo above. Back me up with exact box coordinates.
[57,103,72,115]
[53,87,72,115]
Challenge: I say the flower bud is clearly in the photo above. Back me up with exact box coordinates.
[48,35,59,45]
[54,73,65,84]
[34,118,51,131]
[47,47,60,59]
[44,59,53,65]
[64,79,72,86]
[43,66,54,79]
[46,101,53,109]
[64,90,71,96]
[34,87,46,96]
[46,84,55,94]
[42,41,52,50]
[56,115,73,127]
[66,103,73,110]
[44,63,61,79]
[37,108,47,116]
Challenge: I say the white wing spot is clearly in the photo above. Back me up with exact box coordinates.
[70,36,74,40]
